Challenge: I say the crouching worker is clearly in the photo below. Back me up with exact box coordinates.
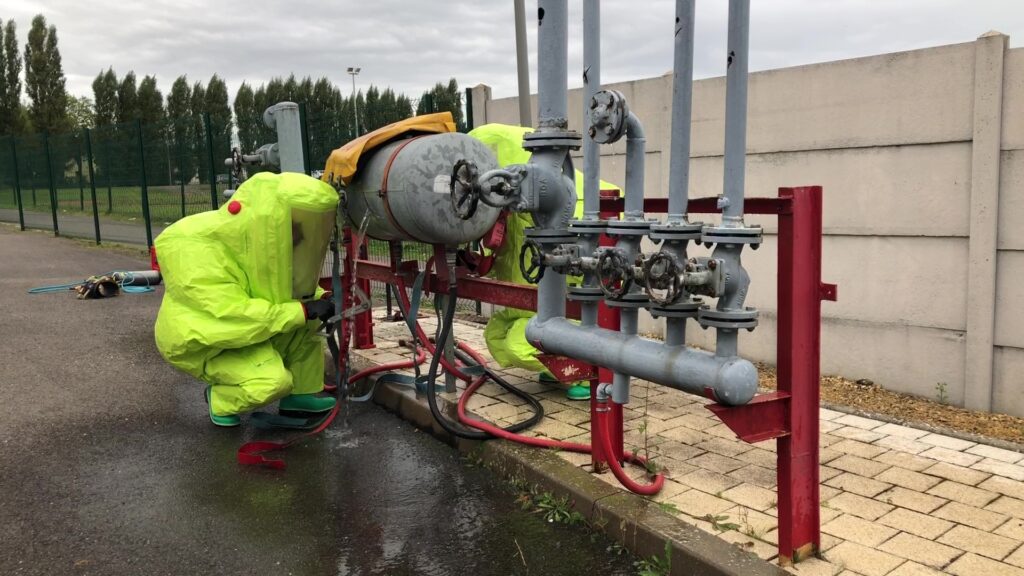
[154,172,338,427]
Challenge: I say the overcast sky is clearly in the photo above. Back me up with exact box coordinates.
[3,0,1023,105]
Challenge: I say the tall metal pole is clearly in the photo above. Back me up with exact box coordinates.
[84,128,101,244]
[43,132,59,236]
[10,138,25,231]
[668,0,696,223]
[582,0,600,220]
[347,67,361,136]
[722,0,750,226]
[514,0,533,127]
[137,119,153,247]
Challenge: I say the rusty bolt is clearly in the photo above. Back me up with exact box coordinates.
[708,260,718,270]
[588,126,596,138]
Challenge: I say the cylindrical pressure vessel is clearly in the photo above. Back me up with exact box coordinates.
[344,132,501,245]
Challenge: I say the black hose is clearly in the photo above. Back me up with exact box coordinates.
[393,282,544,439]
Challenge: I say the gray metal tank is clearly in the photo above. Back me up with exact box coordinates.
[344,132,500,245]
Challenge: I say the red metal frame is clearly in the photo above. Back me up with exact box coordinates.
[343,187,830,565]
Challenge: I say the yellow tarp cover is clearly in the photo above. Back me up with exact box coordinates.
[321,112,457,186]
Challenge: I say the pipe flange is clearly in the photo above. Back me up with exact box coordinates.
[700,224,763,247]
[605,219,652,236]
[649,221,704,241]
[568,219,608,236]
[589,90,628,144]
[605,293,650,309]
[649,300,702,319]
[698,306,759,330]
[525,227,576,245]
[521,130,582,151]
[567,286,605,302]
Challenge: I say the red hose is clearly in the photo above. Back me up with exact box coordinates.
[594,397,665,495]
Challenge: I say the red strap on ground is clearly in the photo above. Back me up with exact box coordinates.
[236,351,426,469]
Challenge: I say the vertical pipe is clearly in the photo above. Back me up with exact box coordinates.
[269,103,305,174]
[514,0,533,128]
[203,112,217,209]
[668,0,696,223]
[10,138,24,231]
[84,129,101,244]
[722,0,750,226]
[299,102,312,175]
[536,0,568,127]
[612,309,638,404]
[43,132,59,236]
[582,0,601,220]
[137,120,153,247]
[623,113,645,219]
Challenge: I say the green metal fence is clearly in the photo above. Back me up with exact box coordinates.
[0,102,483,316]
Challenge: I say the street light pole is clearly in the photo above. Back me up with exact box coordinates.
[347,66,361,136]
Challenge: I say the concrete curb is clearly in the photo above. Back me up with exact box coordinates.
[349,355,787,576]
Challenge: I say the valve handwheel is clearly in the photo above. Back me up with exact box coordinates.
[597,248,632,299]
[450,159,479,220]
[519,239,546,284]
[643,251,682,306]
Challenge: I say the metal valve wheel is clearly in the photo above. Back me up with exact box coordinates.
[597,248,633,299]
[519,239,546,284]
[450,159,480,220]
[642,251,683,306]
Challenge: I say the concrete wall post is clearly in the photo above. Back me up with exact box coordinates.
[469,84,491,131]
[964,31,1008,411]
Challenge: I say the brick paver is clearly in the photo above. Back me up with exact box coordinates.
[357,314,1024,575]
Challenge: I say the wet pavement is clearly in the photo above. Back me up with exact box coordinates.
[0,226,634,576]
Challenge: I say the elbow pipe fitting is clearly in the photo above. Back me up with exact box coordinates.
[526,317,758,406]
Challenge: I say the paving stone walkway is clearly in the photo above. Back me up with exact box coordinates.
[356,312,1024,576]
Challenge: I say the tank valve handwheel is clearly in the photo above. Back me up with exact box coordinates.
[450,159,480,220]
[519,239,546,284]
[597,248,633,299]
[643,251,682,306]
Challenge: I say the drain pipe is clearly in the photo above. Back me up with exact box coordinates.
[654,0,703,348]
[569,0,604,330]
[698,0,762,358]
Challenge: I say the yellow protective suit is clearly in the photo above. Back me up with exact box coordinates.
[154,172,339,416]
[468,124,619,373]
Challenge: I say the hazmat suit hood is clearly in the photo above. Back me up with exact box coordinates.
[154,172,338,377]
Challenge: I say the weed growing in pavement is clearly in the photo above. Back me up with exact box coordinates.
[704,513,741,533]
[634,540,672,576]
[935,382,949,404]
[655,501,680,515]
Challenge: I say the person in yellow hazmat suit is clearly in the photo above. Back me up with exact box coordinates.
[468,124,620,400]
[153,172,339,427]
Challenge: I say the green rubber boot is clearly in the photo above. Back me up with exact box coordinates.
[279,393,336,416]
[205,386,241,428]
[565,384,590,401]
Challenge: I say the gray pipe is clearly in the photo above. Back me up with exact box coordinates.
[526,317,758,405]
[722,0,749,226]
[537,0,569,128]
[264,102,304,174]
[582,0,601,220]
[668,0,696,223]
[624,112,645,219]
[514,0,533,128]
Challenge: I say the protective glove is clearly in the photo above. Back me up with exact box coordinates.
[302,299,334,322]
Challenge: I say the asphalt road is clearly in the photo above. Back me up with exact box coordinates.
[0,225,634,576]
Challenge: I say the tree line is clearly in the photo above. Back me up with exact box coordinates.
[0,14,469,187]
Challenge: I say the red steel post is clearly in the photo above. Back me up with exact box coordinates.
[776,186,825,563]
[353,234,375,349]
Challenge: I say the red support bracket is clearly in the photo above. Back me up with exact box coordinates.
[705,391,791,443]
[536,354,597,383]
[820,283,838,302]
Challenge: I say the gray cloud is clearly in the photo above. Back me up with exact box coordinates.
[3,0,1022,105]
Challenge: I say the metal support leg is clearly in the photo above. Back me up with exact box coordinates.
[352,237,376,350]
[776,186,826,564]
